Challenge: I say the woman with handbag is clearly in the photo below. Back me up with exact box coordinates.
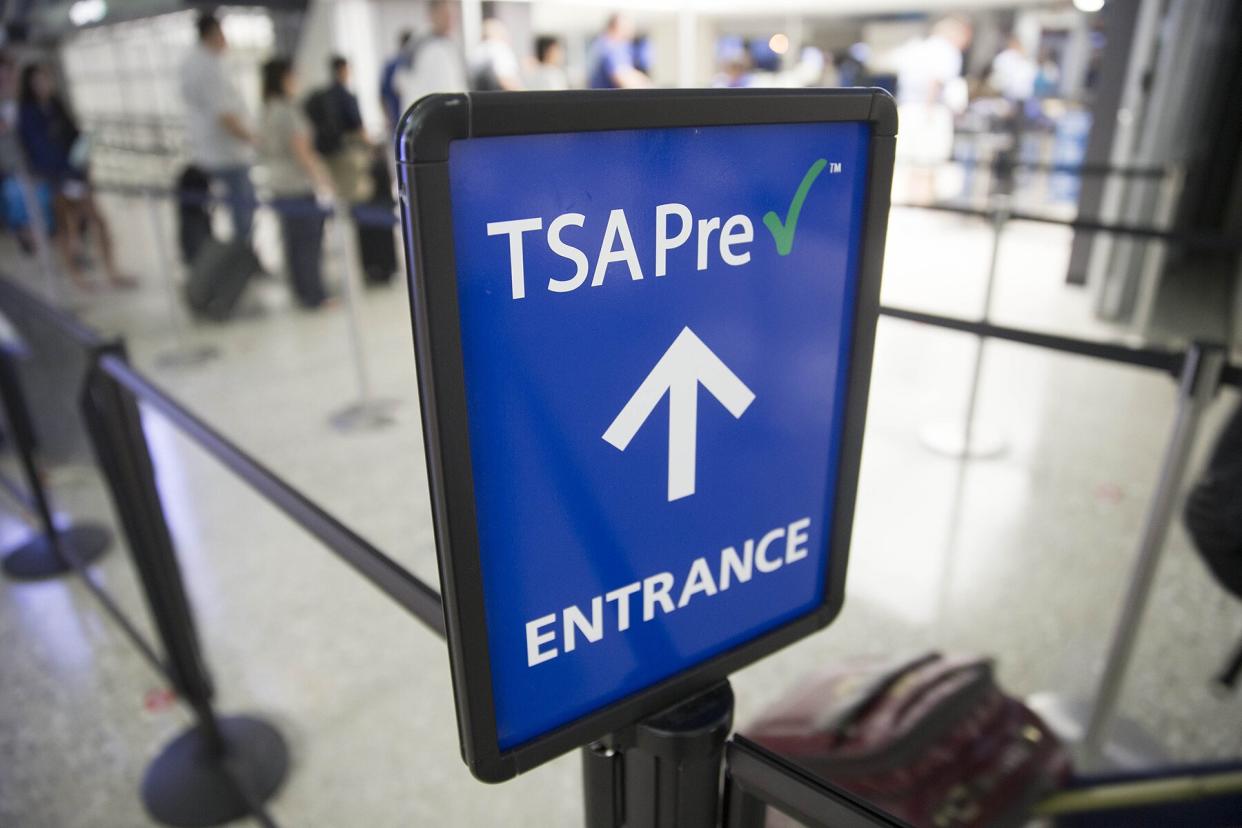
[17,62,132,291]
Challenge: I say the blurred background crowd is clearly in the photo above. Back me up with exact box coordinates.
[0,0,1165,315]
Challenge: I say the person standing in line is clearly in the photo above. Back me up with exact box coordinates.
[380,30,413,135]
[471,18,524,91]
[17,63,132,290]
[587,13,651,90]
[258,58,335,310]
[179,12,257,242]
[0,52,36,255]
[989,36,1037,103]
[306,55,370,204]
[528,35,569,91]
[395,0,468,115]
[893,16,972,202]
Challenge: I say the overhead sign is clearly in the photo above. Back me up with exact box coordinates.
[398,89,896,782]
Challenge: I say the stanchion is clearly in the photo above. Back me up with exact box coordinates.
[0,340,110,579]
[582,681,733,828]
[919,203,1010,459]
[81,351,286,827]
[1078,342,1227,768]
[144,192,219,370]
[1030,342,1227,770]
[328,202,398,431]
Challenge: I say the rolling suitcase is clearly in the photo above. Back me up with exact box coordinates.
[184,239,260,321]
[356,156,397,285]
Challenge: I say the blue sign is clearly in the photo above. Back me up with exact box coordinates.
[446,120,872,750]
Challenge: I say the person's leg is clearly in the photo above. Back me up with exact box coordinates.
[52,192,88,288]
[213,166,255,242]
[292,198,328,307]
[81,191,135,287]
[277,198,324,308]
[306,202,327,305]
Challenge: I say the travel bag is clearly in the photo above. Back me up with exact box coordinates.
[745,652,1071,828]
[184,239,260,321]
[355,155,397,285]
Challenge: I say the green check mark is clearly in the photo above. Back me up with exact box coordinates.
[763,158,828,256]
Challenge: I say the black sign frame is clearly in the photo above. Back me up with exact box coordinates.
[397,88,896,782]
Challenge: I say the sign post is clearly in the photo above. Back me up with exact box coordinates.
[397,89,896,784]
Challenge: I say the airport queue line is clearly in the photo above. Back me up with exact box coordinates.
[0,189,1239,824]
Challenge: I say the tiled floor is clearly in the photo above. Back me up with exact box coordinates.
[1,193,1240,827]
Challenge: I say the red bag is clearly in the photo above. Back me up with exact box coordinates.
[745,653,1070,828]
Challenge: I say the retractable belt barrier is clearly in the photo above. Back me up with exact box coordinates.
[0,174,1239,825]
[892,199,1242,253]
[92,181,402,430]
[900,155,1170,180]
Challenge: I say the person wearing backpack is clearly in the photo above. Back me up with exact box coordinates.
[304,55,370,204]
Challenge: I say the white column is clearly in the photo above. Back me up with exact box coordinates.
[676,5,698,89]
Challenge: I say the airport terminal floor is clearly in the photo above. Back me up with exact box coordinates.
[1,187,1240,825]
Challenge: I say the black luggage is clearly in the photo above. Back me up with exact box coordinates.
[184,239,260,321]
[356,155,397,285]
[176,166,214,264]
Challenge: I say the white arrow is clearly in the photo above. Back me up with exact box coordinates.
[603,327,755,502]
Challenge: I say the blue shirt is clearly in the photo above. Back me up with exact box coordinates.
[380,54,408,126]
[588,38,634,89]
[18,98,78,181]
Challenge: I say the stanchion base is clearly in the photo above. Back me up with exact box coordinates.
[918,420,1008,459]
[155,345,220,370]
[329,398,400,432]
[1027,693,1168,771]
[142,715,288,828]
[1,523,111,580]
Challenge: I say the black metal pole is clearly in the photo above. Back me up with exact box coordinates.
[583,740,624,828]
[722,772,767,828]
[80,354,287,827]
[0,340,111,579]
[584,681,733,828]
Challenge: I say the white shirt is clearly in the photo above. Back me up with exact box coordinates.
[896,35,963,107]
[396,36,468,114]
[990,49,1037,102]
[472,39,521,88]
[180,44,253,169]
[528,64,569,92]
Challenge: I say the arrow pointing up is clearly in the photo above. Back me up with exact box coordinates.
[603,327,755,502]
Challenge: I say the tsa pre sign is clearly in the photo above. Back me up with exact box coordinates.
[399,89,895,781]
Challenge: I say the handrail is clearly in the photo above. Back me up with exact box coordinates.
[878,305,1240,389]
[877,306,1192,377]
[97,353,446,638]
[95,181,1240,249]
[898,156,1169,180]
[891,201,1242,253]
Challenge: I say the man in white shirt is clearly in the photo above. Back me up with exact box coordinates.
[180,12,257,241]
[395,0,468,114]
[990,37,1037,103]
[471,18,523,91]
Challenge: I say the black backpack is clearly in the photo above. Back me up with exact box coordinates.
[304,88,344,157]
[1184,403,1242,599]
